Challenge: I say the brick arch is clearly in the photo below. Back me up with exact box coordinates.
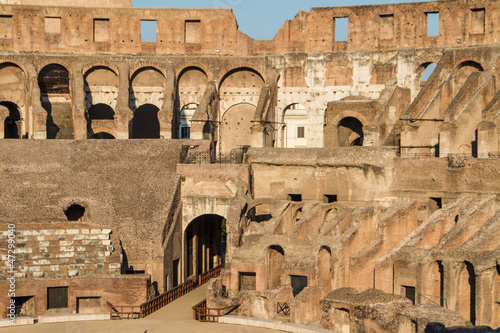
[451,58,486,72]
[37,61,72,78]
[329,111,371,128]
[89,126,117,138]
[221,102,257,119]
[176,64,211,81]
[130,63,166,80]
[415,57,441,73]
[216,65,266,88]
[0,59,28,78]
[82,62,119,77]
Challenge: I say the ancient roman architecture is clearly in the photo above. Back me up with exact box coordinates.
[0,0,499,331]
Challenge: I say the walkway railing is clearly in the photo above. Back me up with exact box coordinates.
[192,299,239,323]
[277,302,291,316]
[109,265,224,320]
[139,280,195,318]
[107,302,141,320]
[199,265,223,285]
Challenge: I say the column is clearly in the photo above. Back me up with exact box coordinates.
[71,62,87,139]
[114,62,131,139]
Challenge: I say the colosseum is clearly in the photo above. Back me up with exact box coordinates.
[0,0,499,332]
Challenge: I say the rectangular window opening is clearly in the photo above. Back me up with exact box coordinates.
[380,14,394,39]
[0,15,13,39]
[324,195,338,203]
[47,287,68,310]
[239,272,256,291]
[297,126,305,138]
[471,8,485,34]
[45,17,61,34]
[93,18,109,43]
[12,296,35,317]
[403,285,416,305]
[185,20,201,44]
[288,194,302,202]
[334,17,348,42]
[181,127,190,139]
[141,20,157,43]
[426,12,439,36]
[291,275,308,297]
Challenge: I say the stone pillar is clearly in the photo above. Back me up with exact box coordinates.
[439,122,457,158]
[250,122,266,148]
[475,269,495,326]
[0,105,8,138]
[159,63,175,139]
[27,65,47,139]
[442,261,457,312]
[477,121,497,158]
[71,62,87,139]
[114,62,131,139]
[362,125,379,146]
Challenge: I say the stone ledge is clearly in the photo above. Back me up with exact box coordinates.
[38,313,110,324]
[0,317,34,327]
[219,316,333,333]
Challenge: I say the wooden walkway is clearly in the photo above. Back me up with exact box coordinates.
[2,285,280,333]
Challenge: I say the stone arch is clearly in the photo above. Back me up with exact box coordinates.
[267,245,284,290]
[293,207,303,222]
[0,59,27,77]
[38,64,73,139]
[176,67,208,139]
[90,131,116,139]
[246,202,273,223]
[217,66,265,88]
[82,62,119,78]
[0,101,21,139]
[130,64,165,80]
[0,63,27,139]
[130,66,166,111]
[416,62,438,85]
[84,66,119,111]
[281,103,308,148]
[317,246,332,293]
[130,103,160,139]
[184,214,226,279]
[452,61,484,99]
[338,117,364,147]
[219,102,256,153]
[324,207,338,223]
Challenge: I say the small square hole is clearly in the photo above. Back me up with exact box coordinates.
[288,194,302,202]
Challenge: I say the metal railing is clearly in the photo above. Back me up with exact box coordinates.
[180,147,248,165]
[277,302,290,316]
[418,293,448,309]
[107,302,141,320]
[139,280,195,318]
[192,299,239,322]
[198,265,223,285]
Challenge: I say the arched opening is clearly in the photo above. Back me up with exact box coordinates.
[281,103,307,148]
[87,103,115,138]
[337,117,363,147]
[39,64,71,139]
[267,245,284,290]
[418,62,437,87]
[64,204,86,221]
[453,61,483,98]
[293,208,303,222]
[130,66,166,112]
[38,64,70,94]
[317,246,332,293]
[90,132,115,139]
[179,103,198,139]
[131,104,160,139]
[185,214,226,279]
[246,203,273,223]
[1,101,20,139]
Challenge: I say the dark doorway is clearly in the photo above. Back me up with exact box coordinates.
[185,214,226,279]
[131,104,160,138]
[291,275,308,297]
[1,102,20,139]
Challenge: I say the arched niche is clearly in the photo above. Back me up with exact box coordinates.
[84,66,119,111]
[130,66,166,111]
[0,63,26,138]
[130,104,160,139]
[453,61,483,98]
[338,117,363,147]
[317,246,332,293]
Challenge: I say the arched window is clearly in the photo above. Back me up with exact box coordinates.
[338,117,363,146]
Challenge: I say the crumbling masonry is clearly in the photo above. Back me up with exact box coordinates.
[0,0,499,331]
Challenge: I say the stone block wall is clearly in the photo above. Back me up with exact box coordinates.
[0,223,120,280]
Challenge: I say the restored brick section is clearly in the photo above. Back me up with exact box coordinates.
[0,275,150,318]
[0,223,121,280]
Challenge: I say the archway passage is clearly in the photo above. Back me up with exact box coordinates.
[185,214,226,279]
[131,104,160,139]
[338,117,363,147]
[90,132,115,139]
[1,101,20,138]
[38,64,70,94]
